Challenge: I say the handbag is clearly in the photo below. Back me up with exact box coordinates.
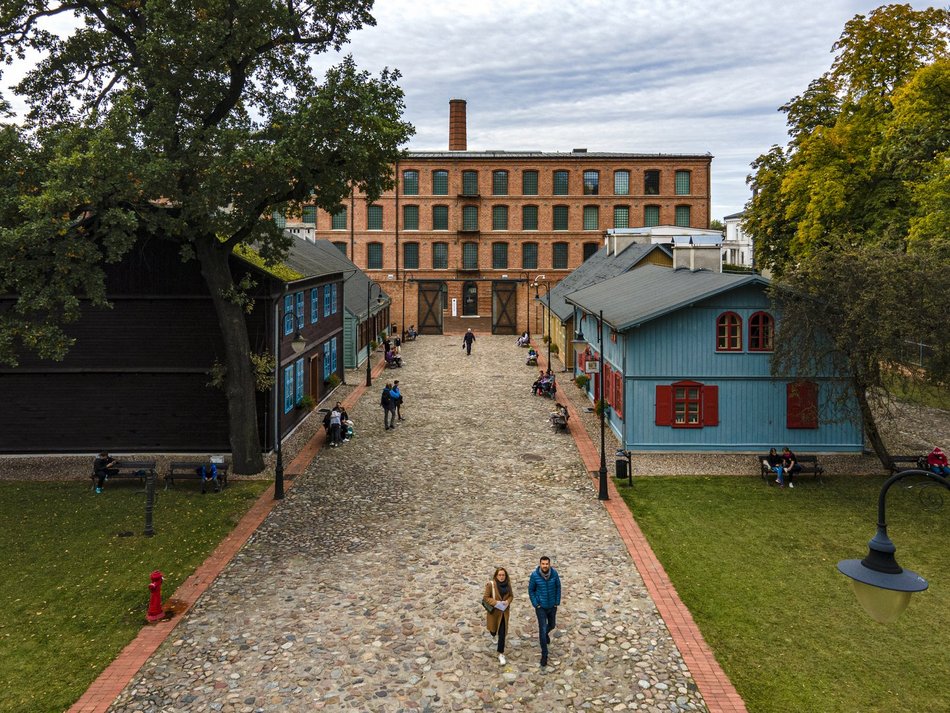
[481,599,494,613]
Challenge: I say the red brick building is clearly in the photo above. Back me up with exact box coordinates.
[290,100,712,336]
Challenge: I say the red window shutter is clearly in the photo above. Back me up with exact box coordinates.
[702,385,719,426]
[615,371,623,419]
[788,381,818,429]
[655,385,673,425]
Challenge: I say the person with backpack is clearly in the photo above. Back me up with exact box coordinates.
[381,382,396,430]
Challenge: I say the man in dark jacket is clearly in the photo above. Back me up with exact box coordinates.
[92,451,118,494]
[462,328,476,355]
[528,556,561,667]
[380,382,396,430]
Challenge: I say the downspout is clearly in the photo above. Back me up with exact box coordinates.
[394,159,400,334]
[349,189,355,259]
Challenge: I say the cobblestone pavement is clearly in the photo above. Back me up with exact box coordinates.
[110,334,706,713]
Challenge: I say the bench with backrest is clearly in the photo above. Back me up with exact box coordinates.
[757,454,824,484]
[549,411,569,432]
[887,455,926,474]
[90,460,157,490]
[165,461,229,493]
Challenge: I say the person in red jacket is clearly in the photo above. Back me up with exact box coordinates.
[925,447,950,477]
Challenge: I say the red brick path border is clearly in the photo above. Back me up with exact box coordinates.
[69,356,389,713]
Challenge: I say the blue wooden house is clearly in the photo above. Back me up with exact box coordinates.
[565,260,864,452]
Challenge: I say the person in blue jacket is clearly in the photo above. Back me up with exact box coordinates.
[528,555,561,667]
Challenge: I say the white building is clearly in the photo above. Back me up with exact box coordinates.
[722,211,753,267]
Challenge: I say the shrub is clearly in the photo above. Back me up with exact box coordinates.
[297,394,316,411]
[324,373,341,389]
[574,374,590,389]
[550,342,559,354]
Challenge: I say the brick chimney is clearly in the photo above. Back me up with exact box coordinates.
[449,99,467,151]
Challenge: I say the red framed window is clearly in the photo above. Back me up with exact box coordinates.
[716,312,742,351]
[787,381,819,429]
[656,381,718,428]
[749,311,774,352]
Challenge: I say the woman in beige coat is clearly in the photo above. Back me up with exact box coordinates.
[483,567,514,665]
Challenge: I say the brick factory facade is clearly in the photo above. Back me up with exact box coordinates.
[286,100,712,337]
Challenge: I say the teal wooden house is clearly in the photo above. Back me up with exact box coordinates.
[565,261,864,452]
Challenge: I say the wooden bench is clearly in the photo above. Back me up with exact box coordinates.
[549,412,569,432]
[758,454,824,485]
[887,455,926,474]
[165,461,229,493]
[90,460,157,491]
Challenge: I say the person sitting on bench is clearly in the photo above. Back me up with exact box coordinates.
[926,446,950,477]
[526,348,538,365]
[385,348,402,368]
[781,447,802,488]
[406,325,418,340]
[516,332,530,347]
[549,403,569,429]
[763,448,784,486]
[93,451,119,494]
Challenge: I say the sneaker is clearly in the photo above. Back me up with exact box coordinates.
[774,478,781,484]
[540,657,548,667]
[789,482,794,488]
[95,487,102,494]
[498,654,506,665]
[342,438,350,443]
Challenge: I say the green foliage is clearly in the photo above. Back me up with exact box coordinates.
[549,342,559,354]
[250,351,276,392]
[324,373,341,389]
[594,399,608,417]
[297,394,316,411]
[708,219,724,231]
[0,480,269,713]
[574,374,590,389]
[620,475,950,713]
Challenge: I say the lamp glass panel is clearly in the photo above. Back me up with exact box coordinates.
[850,579,912,624]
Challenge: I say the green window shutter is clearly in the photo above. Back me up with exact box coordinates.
[614,170,630,195]
[367,205,383,230]
[553,205,568,231]
[675,170,690,195]
[492,205,508,230]
[403,242,419,269]
[331,208,347,230]
[462,242,479,269]
[462,171,478,196]
[492,171,508,195]
[432,205,448,230]
[432,170,449,195]
[614,206,629,228]
[522,242,538,269]
[462,205,479,231]
[432,242,448,269]
[583,170,599,195]
[403,170,419,195]
[552,242,569,269]
[522,170,538,195]
[272,210,286,228]
[522,205,538,230]
[553,170,569,195]
[675,205,691,227]
[403,205,419,230]
[644,170,660,195]
[583,205,599,230]
[367,242,382,269]
[644,205,660,227]
[492,242,508,269]
[302,206,317,224]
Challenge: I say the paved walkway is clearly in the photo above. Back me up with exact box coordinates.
[107,335,716,712]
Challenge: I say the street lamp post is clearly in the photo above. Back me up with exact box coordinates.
[274,305,308,501]
[519,271,531,341]
[837,468,949,623]
[533,277,551,367]
[597,309,608,501]
[365,280,384,387]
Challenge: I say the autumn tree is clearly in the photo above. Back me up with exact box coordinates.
[0,1,414,472]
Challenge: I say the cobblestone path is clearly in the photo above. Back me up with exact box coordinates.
[110,335,706,712]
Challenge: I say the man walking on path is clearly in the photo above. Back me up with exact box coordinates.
[381,382,396,430]
[462,328,476,355]
[528,556,561,667]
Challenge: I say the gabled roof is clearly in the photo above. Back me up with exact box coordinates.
[723,210,746,220]
[281,237,356,281]
[545,242,671,322]
[564,264,769,331]
[294,239,391,318]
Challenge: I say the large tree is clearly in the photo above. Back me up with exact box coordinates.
[745,4,949,467]
[0,1,414,472]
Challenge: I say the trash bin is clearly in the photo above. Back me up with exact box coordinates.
[615,457,628,480]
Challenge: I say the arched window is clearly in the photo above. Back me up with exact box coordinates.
[716,312,742,351]
[749,311,774,351]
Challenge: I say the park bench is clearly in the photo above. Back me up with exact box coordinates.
[90,460,157,491]
[549,411,569,433]
[165,460,229,493]
[887,455,926,474]
[757,454,824,485]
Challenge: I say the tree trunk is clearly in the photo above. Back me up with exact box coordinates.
[852,376,891,471]
[195,238,265,474]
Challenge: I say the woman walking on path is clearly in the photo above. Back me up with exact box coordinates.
[483,567,514,665]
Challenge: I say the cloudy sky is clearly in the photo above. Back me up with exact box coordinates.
[312,0,934,219]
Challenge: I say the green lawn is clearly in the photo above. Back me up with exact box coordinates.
[619,475,950,713]
[0,479,269,713]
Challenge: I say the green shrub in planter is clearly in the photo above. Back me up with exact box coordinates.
[324,373,341,389]
[370,340,378,351]
[574,374,590,389]
[542,334,550,344]
[594,399,609,417]
[297,394,316,411]
[549,342,559,354]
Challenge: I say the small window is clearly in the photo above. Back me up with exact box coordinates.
[492,170,508,195]
[675,170,691,195]
[302,206,317,224]
[272,210,286,229]
[553,205,568,231]
[522,170,539,195]
[403,170,419,195]
[432,242,448,269]
[644,205,660,227]
[492,242,509,269]
[331,208,347,230]
[522,205,538,231]
[583,205,599,230]
[462,171,478,196]
[403,205,419,230]
[283,295,293,335]
[432,205,449,230]
[583,242,599,261]
[674,384,701,426]
[462,242,479,270]
[552,242,569,269]
[323,341,332,380]
[655,381,719,428]
[717,312,742,351]
[462,205,479,231]
[675,205,691,227]
[614,170,630,195]
[644,170,660,195]
[522,242,538,269]
[283,365,294,413]
[333,241,347,256]
[331,283,338,314]
[749,311,775,351]
[323,285,331,318]
[310,288,319,324]
[367,242,383,269]
[492,205,508,230]
[553,170,569,195]
[614,205,629,228]
[295,358,304,405]
[583,170,599,195]
[295,291,304,327]
[403,242,419,269]
[787,381,819,429]
[367,204,383,230]
[432,170,449,195]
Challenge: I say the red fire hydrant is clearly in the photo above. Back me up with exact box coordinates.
[146,570,165,623]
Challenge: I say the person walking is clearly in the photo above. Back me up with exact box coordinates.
[483,567,514,665]
[462,328,476,356]
[391,380,405,421]
[381,382,396,431]
[528,556,561,667]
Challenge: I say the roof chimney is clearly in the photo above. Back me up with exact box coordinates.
[449,99,467,151]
